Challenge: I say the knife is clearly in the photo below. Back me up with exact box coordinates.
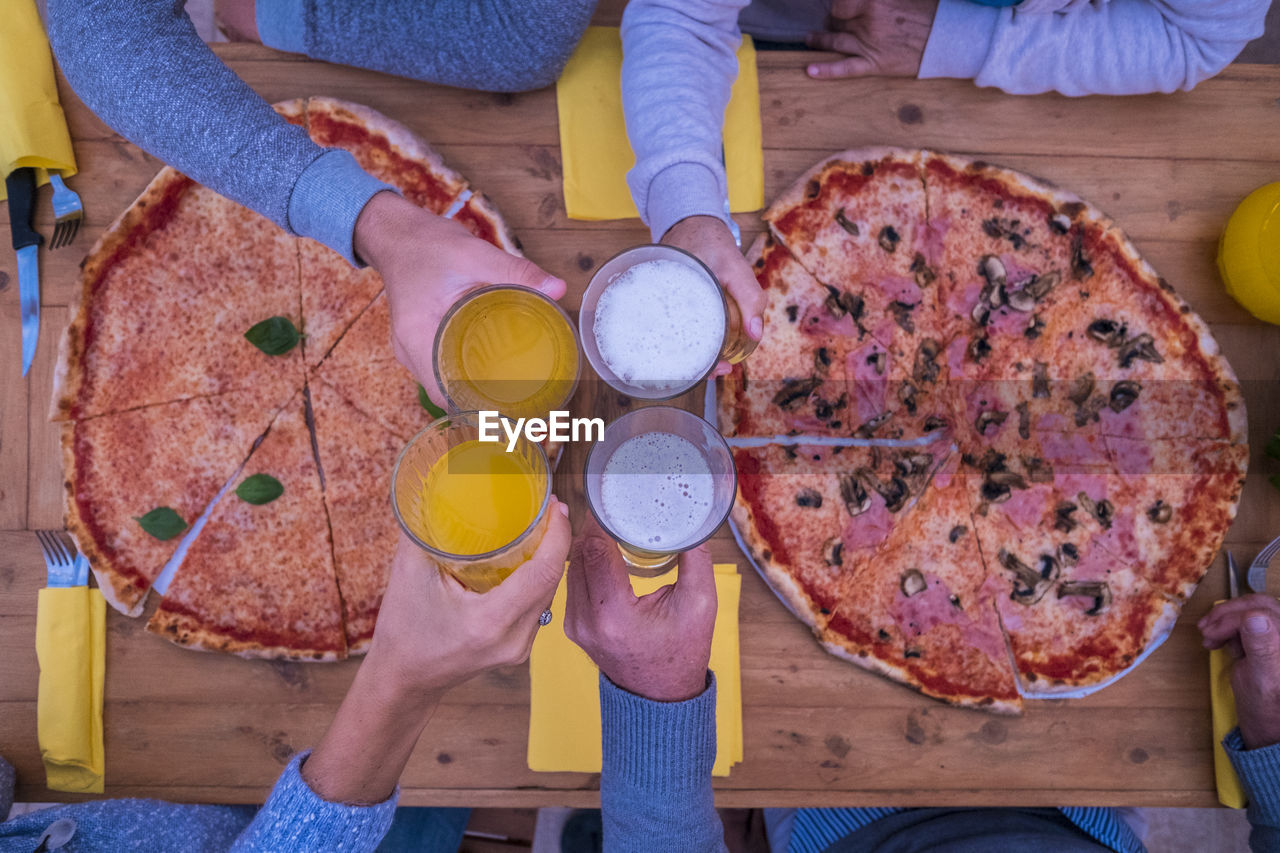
[6,167,42,376]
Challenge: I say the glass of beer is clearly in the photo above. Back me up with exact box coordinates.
[434,285,581,420]
[392,411,550,592]
[579,245,757,400]
[583,406,737,576]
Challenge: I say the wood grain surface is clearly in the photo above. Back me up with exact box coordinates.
[1,45,1279,808]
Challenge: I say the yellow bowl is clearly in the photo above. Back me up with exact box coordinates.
[1218,181,1280,325]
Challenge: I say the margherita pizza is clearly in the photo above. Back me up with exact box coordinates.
[722,148,1246,712]
[56,98,521,659]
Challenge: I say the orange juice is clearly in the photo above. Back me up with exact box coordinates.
[417,439,542,556]
[435,287,580,420]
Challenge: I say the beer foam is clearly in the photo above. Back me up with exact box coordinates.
[593,259,724,390]
[600,432,714,549]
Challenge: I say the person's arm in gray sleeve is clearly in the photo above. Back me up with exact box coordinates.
[620,0,751,243]
[45,0,391,264]
[920,0,1269,96]
[1223,730,1280,853]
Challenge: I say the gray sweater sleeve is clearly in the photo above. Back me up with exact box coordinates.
[1225,729,1280,853]
[46,0,393,265]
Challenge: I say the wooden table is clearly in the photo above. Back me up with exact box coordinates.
[2,46,1280,809]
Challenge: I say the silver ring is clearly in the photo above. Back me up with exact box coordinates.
[538,608,553,627]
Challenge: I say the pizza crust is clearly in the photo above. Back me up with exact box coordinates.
[146,609,346,662]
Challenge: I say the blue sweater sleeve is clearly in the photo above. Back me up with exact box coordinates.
[230,750,398,852]
[599,673,727,853]
[45,0,392,265]
[1224,729,1280,853]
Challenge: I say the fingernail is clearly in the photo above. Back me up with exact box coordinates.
[1246,615,1270,634]
[807,65,819,77]
[557,501,569,518]
[748,316,764,339]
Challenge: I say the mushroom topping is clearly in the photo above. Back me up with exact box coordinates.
[903,647,923,659]
[975,409,1009,436]
[910,252,936,288]
[772,377,822,410]
[890,300,916,333]
[897,382,918,415]
[1050,212,1072,235]
[878,225,901,253]
[1016,401,1031,440]
[877,628,891,642]
[900,569,928,597]
[971,299,992,327]
[853,411,892,439]
[824,285,864,320]
[1005,287,1038,313]
[834,207,860,236]
[982,218,1027,249]
[987,469,1029,491]
[922,415,948,432]
[1059,542,1080,566]
[1077,491,1115,529]
[949,594,963,608]
[1147,500,1173,524]
[866,350,888,376]
[1070,230,1094,279]
[895,452,935,479]
[1054,500,1079,533]
[815,347,832,372]
[999,549,1058,604]
[949,525,968,543]
[1117,333,1163,368]
[1086,318,1124,345]
[869,473,911,513]
[1109,380,1141,413]
[822,536,844,567]
[981,479,1012,504]
[1024,271,1060,301]
[795,488,823,508]
[785,304,799,323]
[966,448,1009,474]
[1032,361,1051,399]
[1067,372,1096,406]
[913,338,941,385]
[979,254,1007,288]
[967,335,993,363]
[839,472,872,517]
[1024,456,1054,483]
[1074,394,1107,427]
[1024,315,1046,340]
[1058,580,1112,616]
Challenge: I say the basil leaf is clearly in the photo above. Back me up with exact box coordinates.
[244,316,300,356]
[134,507,187,541]
[417,384,446,418]
[1265,427,1280,461]
[236,473,284,505]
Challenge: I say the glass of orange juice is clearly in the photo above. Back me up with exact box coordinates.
[433,285,581,420]
[391,411,550,592]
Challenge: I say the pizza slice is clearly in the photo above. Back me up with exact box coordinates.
[64,377,296,616]
[309,377,405,653]
[820,455,1021,713]
[146,393,347,660]
[53,173,305,420]
[299,236,384,369]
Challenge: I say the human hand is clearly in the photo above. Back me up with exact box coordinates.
[353,191,567,408]
[563,515,717,701]
[805,0,940,80]
[364,497,573,706]
[1200,595,1280,750]
[661,215,765,377]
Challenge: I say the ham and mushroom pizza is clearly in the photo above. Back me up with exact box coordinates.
[720,148,1246,713]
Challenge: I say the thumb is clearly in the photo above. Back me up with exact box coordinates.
[1241,611,1280,665]
[492,249,567,300]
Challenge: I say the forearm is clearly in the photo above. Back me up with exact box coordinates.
[47,0,390,264]
[621,0,749,241]
[1224,728,1280,853]
[599,673,726,853]
[260,0,595,92]
[919,0,1267,96]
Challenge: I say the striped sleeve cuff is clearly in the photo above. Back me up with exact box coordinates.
[256,0,307,54]
[287,149,397,266]
[641,162,731,243]
[918,0,999,81]
[599,672,717,793]
[232,750,398,851]
[1225,728,1280,821]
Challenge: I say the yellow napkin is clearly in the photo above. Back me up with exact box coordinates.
[556,27,763,221]
[36,587,106,794]
[529,563,743,776]
[0,0,78,198]
[1210,615,1247,808]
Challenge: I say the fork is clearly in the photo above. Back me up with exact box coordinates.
[1247,534,1280,594]
[36,530,81,587]
[47,174,83,249]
